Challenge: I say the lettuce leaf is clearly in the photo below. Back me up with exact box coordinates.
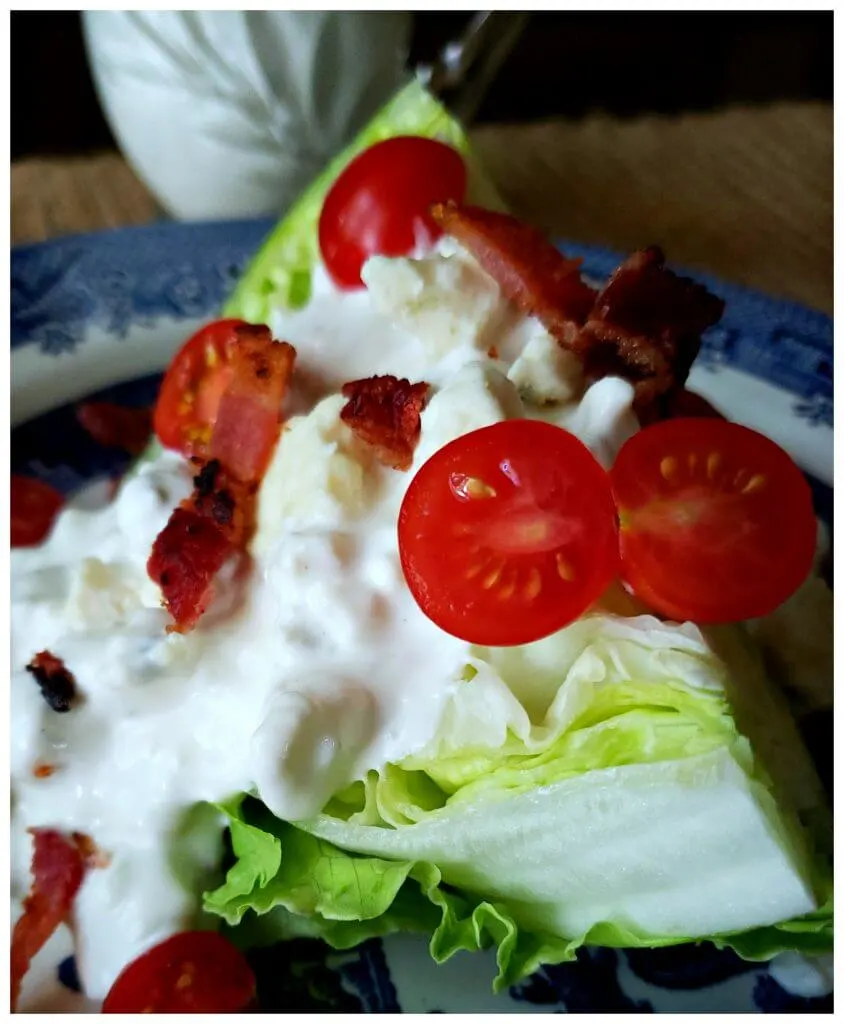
[203,613,831,990]
[204,793,832,994]
[222,78,503,323]
[204,796,569,990]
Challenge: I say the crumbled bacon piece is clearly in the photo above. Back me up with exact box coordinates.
[11,830,89,1010]
[340,375,430,471]
[190,459,252,544]
[148,462,255,630]
[193,457,221,498]
[432,203,723,415]
[25,652,77,713]
[636,384,726,426]
[209,325,295,486]
[147,507,238,634]
[75,402,153,456]
[664,386,725,421]
[149,459,256,633]
[148,327,295,633]
[574,247,725,408]
[431,201,596,346]
[71,832,112,871]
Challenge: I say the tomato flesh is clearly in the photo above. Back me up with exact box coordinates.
[398,420,619,646]
[102,931,255,1013]
[153,319,248,458]
[11,475,64,547]
[611,418,816,622]
[318,136,467,289]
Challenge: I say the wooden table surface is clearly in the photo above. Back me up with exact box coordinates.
[11,101,832,314]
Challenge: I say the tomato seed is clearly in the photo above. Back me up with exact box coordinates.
[659,456,677,479]
[556,553,575,581]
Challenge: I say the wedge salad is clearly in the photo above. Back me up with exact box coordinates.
[10,82,833,1012]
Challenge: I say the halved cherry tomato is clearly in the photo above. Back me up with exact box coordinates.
[11,475,64,547]
[611,418,816,623]
[318,136,467,290]
[101,931,255,1013]
[153,319,248,457]
[398,420,619,646]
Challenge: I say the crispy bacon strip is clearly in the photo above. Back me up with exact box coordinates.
[75,402,152,456]
[574,247,725,408]
[148,459,256,633]
[431,201,596,346]
[149,327,295,633]
[11,830,88,1010]
[26,651,77,713]
[664,387,724,420]
[71,832,112,871]
[147,505,237,634]
[209,325,296,486]
[340,375,430,471]
[432,203,723,416]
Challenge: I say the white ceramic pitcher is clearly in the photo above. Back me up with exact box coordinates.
[83,11,412,221]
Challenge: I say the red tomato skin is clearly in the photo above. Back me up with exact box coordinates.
[101,931,255,1013]
[153,319,248,457]
[611,418,817,623]
[318,136,467,289]
[11,475,64,547]
[398,419,619,647]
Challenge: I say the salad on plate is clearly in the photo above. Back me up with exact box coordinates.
[10,82,833,1013]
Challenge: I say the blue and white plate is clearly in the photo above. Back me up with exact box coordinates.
[11,220,833,1014]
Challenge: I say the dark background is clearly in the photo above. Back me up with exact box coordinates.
[11,11,833,161]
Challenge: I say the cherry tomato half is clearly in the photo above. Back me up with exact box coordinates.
[153,319,247,457]
[102,931,255,1013]
[11,475,64,547]
[398,420,619,646]
[611,418,816,623]
[318,136,467,290]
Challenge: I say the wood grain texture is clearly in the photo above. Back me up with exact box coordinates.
[10,103,832,313]
[11,153,161,245]
[472,103,832,313]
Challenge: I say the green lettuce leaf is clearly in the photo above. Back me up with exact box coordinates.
[204,792,832,994]
[204,796,567,991]
[204,613,831,990]
[712,892,834,961]
[222,78,503,323]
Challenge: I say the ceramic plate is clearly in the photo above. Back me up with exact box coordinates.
[11,220,833,1013]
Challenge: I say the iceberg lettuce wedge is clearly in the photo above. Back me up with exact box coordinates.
[172,78,831,989]
[204,613,832,990]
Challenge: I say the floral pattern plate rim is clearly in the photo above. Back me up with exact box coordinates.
[11,219,833,1014]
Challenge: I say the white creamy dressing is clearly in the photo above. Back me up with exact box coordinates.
[9,240,829,999]
[10,242,639,996]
